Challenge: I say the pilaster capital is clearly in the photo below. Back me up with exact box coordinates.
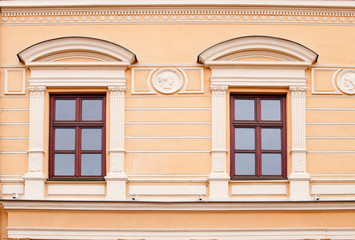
[28,85,46,92]
[210,84,228,92]
[289,85,307,93]
[108,84,126,92]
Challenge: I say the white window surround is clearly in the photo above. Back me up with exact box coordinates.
[18,36,137,200]
[198,35,318,201]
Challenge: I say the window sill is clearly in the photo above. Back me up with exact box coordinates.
[47,178,105,182]
[230,179,289,183]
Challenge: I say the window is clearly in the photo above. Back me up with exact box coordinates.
[230,95,286,179]
[49,94,106,180]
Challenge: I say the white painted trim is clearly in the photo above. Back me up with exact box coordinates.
[311,179,355,183]
[6,226,355,240]
[0,137,29,140]
[311,174,355,177]
[306,122,355,125]
[126,150,210,153]
[47,184,105,195]
[129,185,207,196]
[0,151,27,154]
[231,184,287,195]
[310,68,342,95]
[125,136,211,139]
[128,174,209,177]
[125,121,212,125]
[4,68,26,95]
[2,184,24,195]
[4,200,355,211]
[126,94,211,98]
[1,108,29,111]
[0,122,29,126]
[0,179,24,183]
[308,151,355,154]
[307,137,355,139]
[125,107,211,111]
[179,67,205,94]
[3,0,355,7]
[306,107,355,111]
[18,37,136,65]
[130,68,157,95]
[312,184,355,195]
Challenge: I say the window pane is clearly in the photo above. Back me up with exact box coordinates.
[235,99,255,120]
[82,100,102,121]
[81,154,101,176]
[261,128,281,150]
[262,153,282,175]
[81,128,102,150]
[54,154,75,176]
[55,128,75,150]
[261,99,281,121]
[55,100,76,121]
[235,153,255,175]
[235,128,255,150]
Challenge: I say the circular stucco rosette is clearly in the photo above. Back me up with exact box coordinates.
[337,70,355,94]
[152,68,183,94]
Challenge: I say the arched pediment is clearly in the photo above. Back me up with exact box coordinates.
[18,36,137,66]
[198,36,318,66]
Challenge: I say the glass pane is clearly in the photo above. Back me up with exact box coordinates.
[262,153,282,175]
[235,153,255,175]
[82,100,102,121]
[54,154,75,176]
[235,99,255,120]
[235,128,255,150]
[55,99,76,121]
[261,128,281,150]
[81,128,102,150]
[261,99,281,121]
[55,128,75,150]
[81,154,101,176]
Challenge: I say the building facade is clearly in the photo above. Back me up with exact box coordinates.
[1,0,355,239]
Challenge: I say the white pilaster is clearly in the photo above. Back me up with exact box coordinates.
[208,84,230,201]
[289,85,311,201]
[23,85,46,199]
[106,84,128,200]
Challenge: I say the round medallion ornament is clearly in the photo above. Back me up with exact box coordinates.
[152,69,183,94]
[337,70,355,94]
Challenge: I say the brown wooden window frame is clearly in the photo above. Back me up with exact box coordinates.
[230,94,287,180]
[49,94,106,180]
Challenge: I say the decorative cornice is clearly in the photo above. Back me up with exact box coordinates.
[3,200,355,211]
[290,85,308,92]
[2,7,355,25]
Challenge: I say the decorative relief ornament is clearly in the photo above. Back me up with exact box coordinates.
[152,68,183,94]
[337,70,355,94]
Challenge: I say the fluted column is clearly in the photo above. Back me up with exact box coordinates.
[289,85,311,201]
[23,85,46,199]
[106,84,127,200]
[208,84,230,201]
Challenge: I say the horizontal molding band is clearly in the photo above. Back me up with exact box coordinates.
[125,136,211,139]
[126,94,211,98]
[6,227,355,240]
[126,150,211,153]
[125,121,212,125]
[311,179,355,183]
[125,108,211,111]
[128,178,208,183]
[308,151,355,154]
[306,108,355,111]
[306,122,355,125]
[1,108,29,112]
[307,137,355,139]
[0,137,29,140]
[311,174,355,177]
[0,123,29,126]
[4,200,355,211]
[0,152,27,154]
